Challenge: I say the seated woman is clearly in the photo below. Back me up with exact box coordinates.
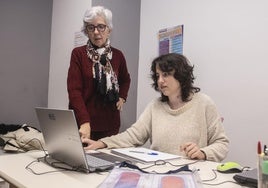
[83,53,229,162]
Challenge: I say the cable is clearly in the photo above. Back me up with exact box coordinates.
[119,161,192,174]
[202,180,240,186]
[140,159,201,170]
[25,152,78,175]
[201,169,218,182]
[19,138,78,175]
[201,168,251,186]
[139,159,251,186]
[25,156,71,175]
[24,141,111,174]
[118,158,203,174]
[1,137,46,153]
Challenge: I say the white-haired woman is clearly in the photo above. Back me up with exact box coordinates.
[67,6,131,140]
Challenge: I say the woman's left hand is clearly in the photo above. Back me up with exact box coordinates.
[116,97,125,111]
[180,142,206,160]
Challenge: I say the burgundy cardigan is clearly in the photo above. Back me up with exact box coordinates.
[67,45,131,131]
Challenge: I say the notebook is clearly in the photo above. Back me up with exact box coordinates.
[35,107,126,173]
[233,168,257,187]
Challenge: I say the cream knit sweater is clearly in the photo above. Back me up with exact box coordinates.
[101,92,229,162]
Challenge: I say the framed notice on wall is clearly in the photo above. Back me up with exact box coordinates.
[158,25,184,55]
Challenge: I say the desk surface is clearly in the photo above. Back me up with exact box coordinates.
[0,150,248,188]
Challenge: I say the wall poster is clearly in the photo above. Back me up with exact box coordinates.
[158,25,183,55]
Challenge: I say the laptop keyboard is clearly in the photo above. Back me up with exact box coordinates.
[89,152,127,163]
[86,154,114,167]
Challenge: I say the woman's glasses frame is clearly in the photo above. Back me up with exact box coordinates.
[86,24,107,33]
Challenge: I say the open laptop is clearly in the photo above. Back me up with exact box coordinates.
[35,107,126,173]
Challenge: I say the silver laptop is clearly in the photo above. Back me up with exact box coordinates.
[35,107,126,173]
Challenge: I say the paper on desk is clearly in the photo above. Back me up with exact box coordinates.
[98,167,203,188]
[111,147,181,163]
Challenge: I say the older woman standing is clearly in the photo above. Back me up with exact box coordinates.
[67,6,131,140]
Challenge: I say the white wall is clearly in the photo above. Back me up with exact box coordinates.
[0,0,52,127]
[138,0,268,167]
[48,0,91,108]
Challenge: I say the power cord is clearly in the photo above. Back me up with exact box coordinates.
[23,139,111,174]
[119,159,202,174]
[140,158,201,170]
[24,139,79,175]
[0,137,74,175]
[137,159,252,186]
[1,137,45,152]
[201,168,252,186]
[25,154,82,175]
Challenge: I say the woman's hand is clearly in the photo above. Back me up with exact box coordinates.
[81,138,107,150]
[180,142,206,160]
[79,122,91,139]
[116,97,125,111]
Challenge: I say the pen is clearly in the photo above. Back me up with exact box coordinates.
[129,150,158,155]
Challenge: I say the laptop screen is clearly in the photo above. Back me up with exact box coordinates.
[35,107,89,172]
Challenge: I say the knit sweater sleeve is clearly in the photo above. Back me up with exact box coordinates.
[100,101,154,148]
[200,96,229,162]
[67,47,90,126]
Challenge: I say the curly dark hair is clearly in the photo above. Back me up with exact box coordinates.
[150,53,200,102]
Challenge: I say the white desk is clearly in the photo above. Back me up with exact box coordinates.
[0,151,248,188]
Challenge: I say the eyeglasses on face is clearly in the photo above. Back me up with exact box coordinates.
[86,24,107,32]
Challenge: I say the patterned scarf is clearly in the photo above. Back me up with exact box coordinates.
[86,39,119,103]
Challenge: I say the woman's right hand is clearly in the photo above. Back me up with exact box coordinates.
[79,122,91,139]
[82,138,107,150]
[180,142,206,160]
